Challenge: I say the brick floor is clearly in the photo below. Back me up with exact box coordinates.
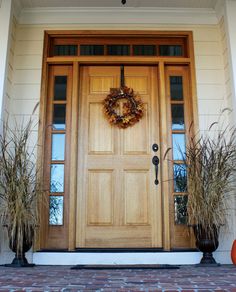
[0,265,236,291]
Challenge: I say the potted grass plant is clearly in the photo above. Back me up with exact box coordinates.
[0,112,42,267]
[184,125,236,265]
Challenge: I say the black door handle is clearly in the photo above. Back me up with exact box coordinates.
[152,156,159,185]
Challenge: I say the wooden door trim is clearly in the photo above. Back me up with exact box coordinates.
[46,57,192,64]
[68,62,79,250]
[38,30,199,251]
[158,61,171,250]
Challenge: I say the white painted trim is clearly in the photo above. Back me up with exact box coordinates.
[33,252,202,265]
[0,0,12,120]
[215,0,224,20]
[224,1,236,127]
[12,0,23,21]
[19,7,218,25]
[32,250,232,265]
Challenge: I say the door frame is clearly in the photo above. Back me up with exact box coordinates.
[37,30,198,251]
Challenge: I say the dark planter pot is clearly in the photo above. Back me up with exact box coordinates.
[5,228,35,267]
[193,225,220,266]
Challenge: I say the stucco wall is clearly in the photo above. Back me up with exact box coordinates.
[2,22,234,264]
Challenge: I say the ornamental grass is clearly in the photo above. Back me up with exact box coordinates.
[0,109,42,257]
[185,125,236,238]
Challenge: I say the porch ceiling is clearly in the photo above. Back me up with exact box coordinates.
[19,0,218,9]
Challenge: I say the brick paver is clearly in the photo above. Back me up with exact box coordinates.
[0,265,236,291]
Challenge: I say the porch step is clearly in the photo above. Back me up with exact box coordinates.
[33,251,202,265]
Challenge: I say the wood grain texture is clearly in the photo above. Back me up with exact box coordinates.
[76,65,162,248]
[41,65,72,249]
[165,65,194,248]
[39,31,198,251]
[68,62,79,250]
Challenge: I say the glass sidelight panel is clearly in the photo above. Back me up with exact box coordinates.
[172,134,186,160]
[54,76,67,101]
[170,76,183,101]
[53,104,66,130]
[174,195,188,224]
[49,196,64,225]
[173,164,187,192]
[51,134,65,161]
[171,104,185,130]
[50,164,64,193]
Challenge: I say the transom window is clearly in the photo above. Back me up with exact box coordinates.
[49,36,187,57]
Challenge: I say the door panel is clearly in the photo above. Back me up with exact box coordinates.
[76,66,162,248]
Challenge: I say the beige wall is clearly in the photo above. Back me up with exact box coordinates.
[10,24,231,134]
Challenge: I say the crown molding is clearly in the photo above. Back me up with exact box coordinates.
[12,0,23,21]
[19,7,218,25]
[215,0,225,21]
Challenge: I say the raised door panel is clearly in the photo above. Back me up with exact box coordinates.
[89,66,119,95]
[123,103,149,154]
[124,170,150,225]
[125,76,149,94]
[88,102,114,154]
[87,171,114,225]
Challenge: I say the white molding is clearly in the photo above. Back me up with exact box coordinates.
[12,0,23,21]
[215,0,225,21]
[19,7,218,25]
[33,251,232,265]
[0,0,12,120]
[33,252,203,266]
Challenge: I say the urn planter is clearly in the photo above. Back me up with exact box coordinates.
[5,227,35,267]
[193,225,220,266]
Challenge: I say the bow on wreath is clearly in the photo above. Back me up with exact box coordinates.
[103,65,144,129]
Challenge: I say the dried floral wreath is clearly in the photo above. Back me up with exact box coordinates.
[103,86,144,129]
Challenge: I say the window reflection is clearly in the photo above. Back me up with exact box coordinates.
[170,76,183,101]
[50,164,64,193]
[133,45,156,56]
[107,45,130,56]
[173,164,187,192]
[80,45,104,55]
[171,104,185,130]
[174,195,188,225]
[52,134,65,161]
[54,76,67,101]
[53,104,66,130]
[172,134,186,160]
[54,45,77,56]
[160,45,182,56]
[49,196,64,225]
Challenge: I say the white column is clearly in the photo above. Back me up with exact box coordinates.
[0,0,12,120]
[223,0,236,243]
[0,0,12,261]
[224,0,236,123]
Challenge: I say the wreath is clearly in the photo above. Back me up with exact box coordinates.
[103,86,144,129]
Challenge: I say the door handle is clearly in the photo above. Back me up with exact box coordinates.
[152,156,159,185]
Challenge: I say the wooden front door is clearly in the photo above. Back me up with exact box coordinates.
[76,66,162,248]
